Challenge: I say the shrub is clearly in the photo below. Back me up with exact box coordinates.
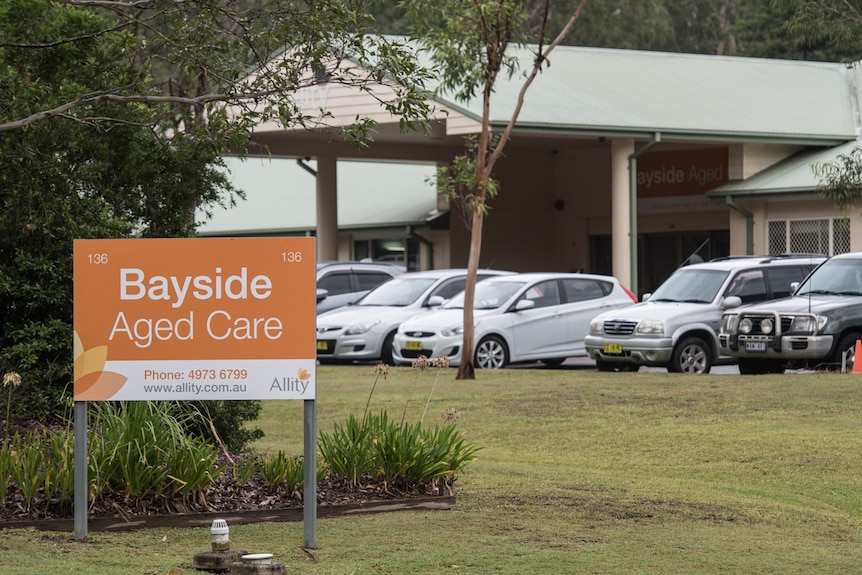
[319,409,481,493]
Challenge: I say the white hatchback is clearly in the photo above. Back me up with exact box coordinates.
[392,272,637,369]
[316,268,512,364]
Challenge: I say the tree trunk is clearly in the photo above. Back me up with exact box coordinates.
[456,206,485,380]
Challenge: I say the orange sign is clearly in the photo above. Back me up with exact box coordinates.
[73,238,316,401]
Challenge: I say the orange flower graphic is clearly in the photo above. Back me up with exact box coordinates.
[73,331,128,400]
[297,368,311,380]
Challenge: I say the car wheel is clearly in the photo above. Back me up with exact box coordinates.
[540,358,566,368]
[381,331,396,365]
[595,358,639,372]
[475,336,509,369]
[669,337,712,374]
[831,332,862,372]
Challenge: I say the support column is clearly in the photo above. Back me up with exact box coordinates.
[316,155,338,262]
[611,138,634,292]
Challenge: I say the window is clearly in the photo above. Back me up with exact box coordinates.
[521,280,562,309]
[725,270,767,304]
[431,278,468,301]
[317,272,352,296]
[765,266,810,299]
[356,272,394,291]
[562,278,609,302]
[768,218,850,256]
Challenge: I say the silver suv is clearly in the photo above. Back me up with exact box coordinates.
[316,261,406,314]
[585,255,824,374]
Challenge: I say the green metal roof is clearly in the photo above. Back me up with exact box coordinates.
[707,138,861,199]
[433,46,861,144]
[197,158,439,236]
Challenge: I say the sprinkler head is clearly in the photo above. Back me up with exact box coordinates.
[210,519,230,551]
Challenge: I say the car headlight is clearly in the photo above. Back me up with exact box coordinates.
[345,319,381,335]
[789,315,824,334]
[636,319,664,335]
[589,318,604,334]
[720,313,739,334]
[759,318,774,334]
[441,325,464,337]
[738,318,752,334]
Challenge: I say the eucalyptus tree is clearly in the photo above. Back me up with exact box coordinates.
[776,0,862,211]
[405,0,590,379]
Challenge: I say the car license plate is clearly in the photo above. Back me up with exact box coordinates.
[316,340,329,351]
[406,340,423,351]
[744,341,767,353]
[603,343,623,354]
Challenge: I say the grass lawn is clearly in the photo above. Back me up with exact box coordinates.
[4,365,862,574]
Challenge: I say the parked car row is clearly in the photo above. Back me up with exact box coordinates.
[316,268,636,368]
[316,252,861,374]
[316,268,512,365]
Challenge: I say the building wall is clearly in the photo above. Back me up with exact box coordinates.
[448,148,560,272]
[447,142,739,274]
[728,197,861,255]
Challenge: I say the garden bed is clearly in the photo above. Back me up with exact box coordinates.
[1,455,456,531]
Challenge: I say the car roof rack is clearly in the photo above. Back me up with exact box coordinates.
[708,253,826,263]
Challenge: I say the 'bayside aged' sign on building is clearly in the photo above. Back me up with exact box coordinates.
[73,237,316,401]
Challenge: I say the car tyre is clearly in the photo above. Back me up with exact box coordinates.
[669,337,712,374]
[831,332,862,372]
[475,335,509,369]
[381,331,396,365]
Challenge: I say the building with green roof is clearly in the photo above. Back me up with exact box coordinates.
[201,43,862,296]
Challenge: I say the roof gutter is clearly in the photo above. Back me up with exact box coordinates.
[725,196,754,255]
[628,132,661,296]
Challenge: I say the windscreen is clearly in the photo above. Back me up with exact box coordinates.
[648,268,729,304]
[794,258,862,296]
[443,280,527,310]
[357,277,437,306]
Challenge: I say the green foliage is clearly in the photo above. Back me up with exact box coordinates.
[256,451,305,496]
[777,0,862,61]
[0,0,435,424]
[88,402,224,508]
[435,134,501,226]
[404,0,531,102]
[0,439,10,502]
[319,409,481,491]
[814,147,862,211]
[44,429,75,503]
[183,400,265,454]
[9,432,46,509]
[0,2,240,419]
[318,413,380,487]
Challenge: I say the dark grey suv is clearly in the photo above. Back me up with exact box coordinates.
[316,261,405,314]
[720,251,862,374]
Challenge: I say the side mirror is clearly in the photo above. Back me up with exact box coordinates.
[515,299,536,311]
[427,295,445,307]
[790,281,800,293]
[641,292,652,302]
[316,288,329,303]
[722,295,742,309]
